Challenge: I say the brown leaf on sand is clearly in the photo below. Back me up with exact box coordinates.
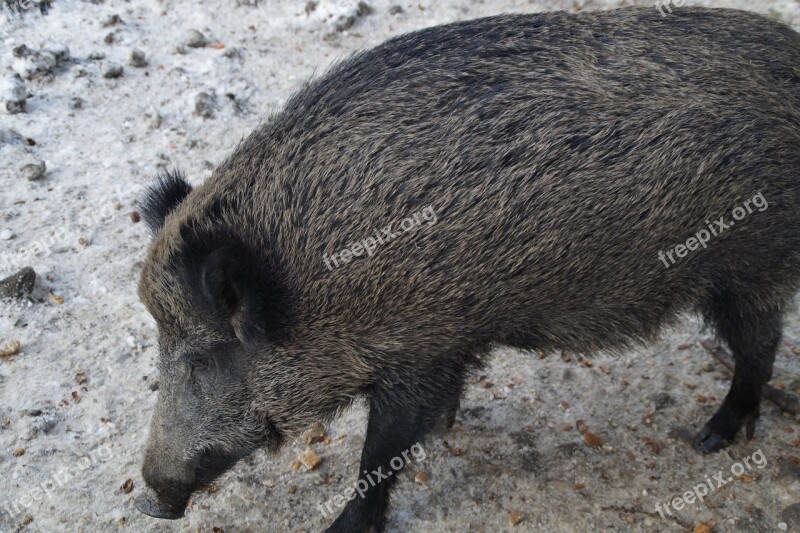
[582,432,603,448]
[507,511,524,526]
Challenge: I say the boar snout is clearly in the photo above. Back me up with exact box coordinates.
[138,426,243,520]
[137,444,195,519]
[135,489,186,520]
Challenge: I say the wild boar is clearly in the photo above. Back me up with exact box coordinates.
[134,6,800,531]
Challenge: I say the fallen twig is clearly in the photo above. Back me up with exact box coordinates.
[700,339,800,416]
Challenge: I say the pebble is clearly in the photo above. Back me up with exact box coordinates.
[194,92,216,119]
[389,5,404,14]
[101,14,121,27]
[144,110,162,129]
[69,97,85,110]
[44,42,70,63]
[103,62,124,79]
[129,48,148,68]
[0,267,37,299]
[11,43,69,80]
[21,160,46,181]
[0,230,12,241]
[185,29,208,48]
[0,75,28,114]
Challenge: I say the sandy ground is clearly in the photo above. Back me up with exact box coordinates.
[1,0,799,532]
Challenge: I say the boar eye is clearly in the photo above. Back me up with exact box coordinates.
[187,354,214,375]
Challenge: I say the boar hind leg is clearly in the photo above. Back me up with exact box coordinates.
[694,290,784,453]
[326,363,466,533]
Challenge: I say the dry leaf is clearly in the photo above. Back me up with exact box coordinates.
[582,432,603,447]
[692,524,712,533]
[507,511,524,527]
[49,292,64,305]
[298,447,321,470]
[120,479,134,494]
[12,448,24,457]
[0,340,20,358]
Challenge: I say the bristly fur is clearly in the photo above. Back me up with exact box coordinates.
[140,169,193,235]
[135,7,800,532]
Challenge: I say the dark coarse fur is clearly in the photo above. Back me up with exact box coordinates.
[135,6,800,531]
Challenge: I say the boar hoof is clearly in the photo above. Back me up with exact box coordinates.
[693,403,758,454]
[135,492,185,520]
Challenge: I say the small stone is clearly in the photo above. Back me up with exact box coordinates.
[69,97,85,110]
[356,1,374,16]
[1,76,27,114]
[0,268,36,299]
[12,448,24,457]
[389,5,403,14]
[335,15,356,32]
[101,14,121,27]
[130,211,141,223]
[88,51,106,60]
[129,48,147,68]
[43,42,70,63]
[185,29,207,48]
[194,92,216,119]
[414,471,428,484]
[21,160,46,181]
[103,62,123,79]
[12,44,30,58]
[104,32,115,45]
[143,111,162,129]
[0,230,11,240]
[305,1,317,14]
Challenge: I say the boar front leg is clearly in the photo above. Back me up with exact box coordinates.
[326,363,466,533]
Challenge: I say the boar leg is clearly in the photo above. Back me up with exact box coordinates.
[327,366,466,533]
[694,291,783,453]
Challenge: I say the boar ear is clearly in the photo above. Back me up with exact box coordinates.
[140,170,193,235]
[199,245,288,343]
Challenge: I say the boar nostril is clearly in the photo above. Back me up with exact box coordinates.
[135,490,186,520]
